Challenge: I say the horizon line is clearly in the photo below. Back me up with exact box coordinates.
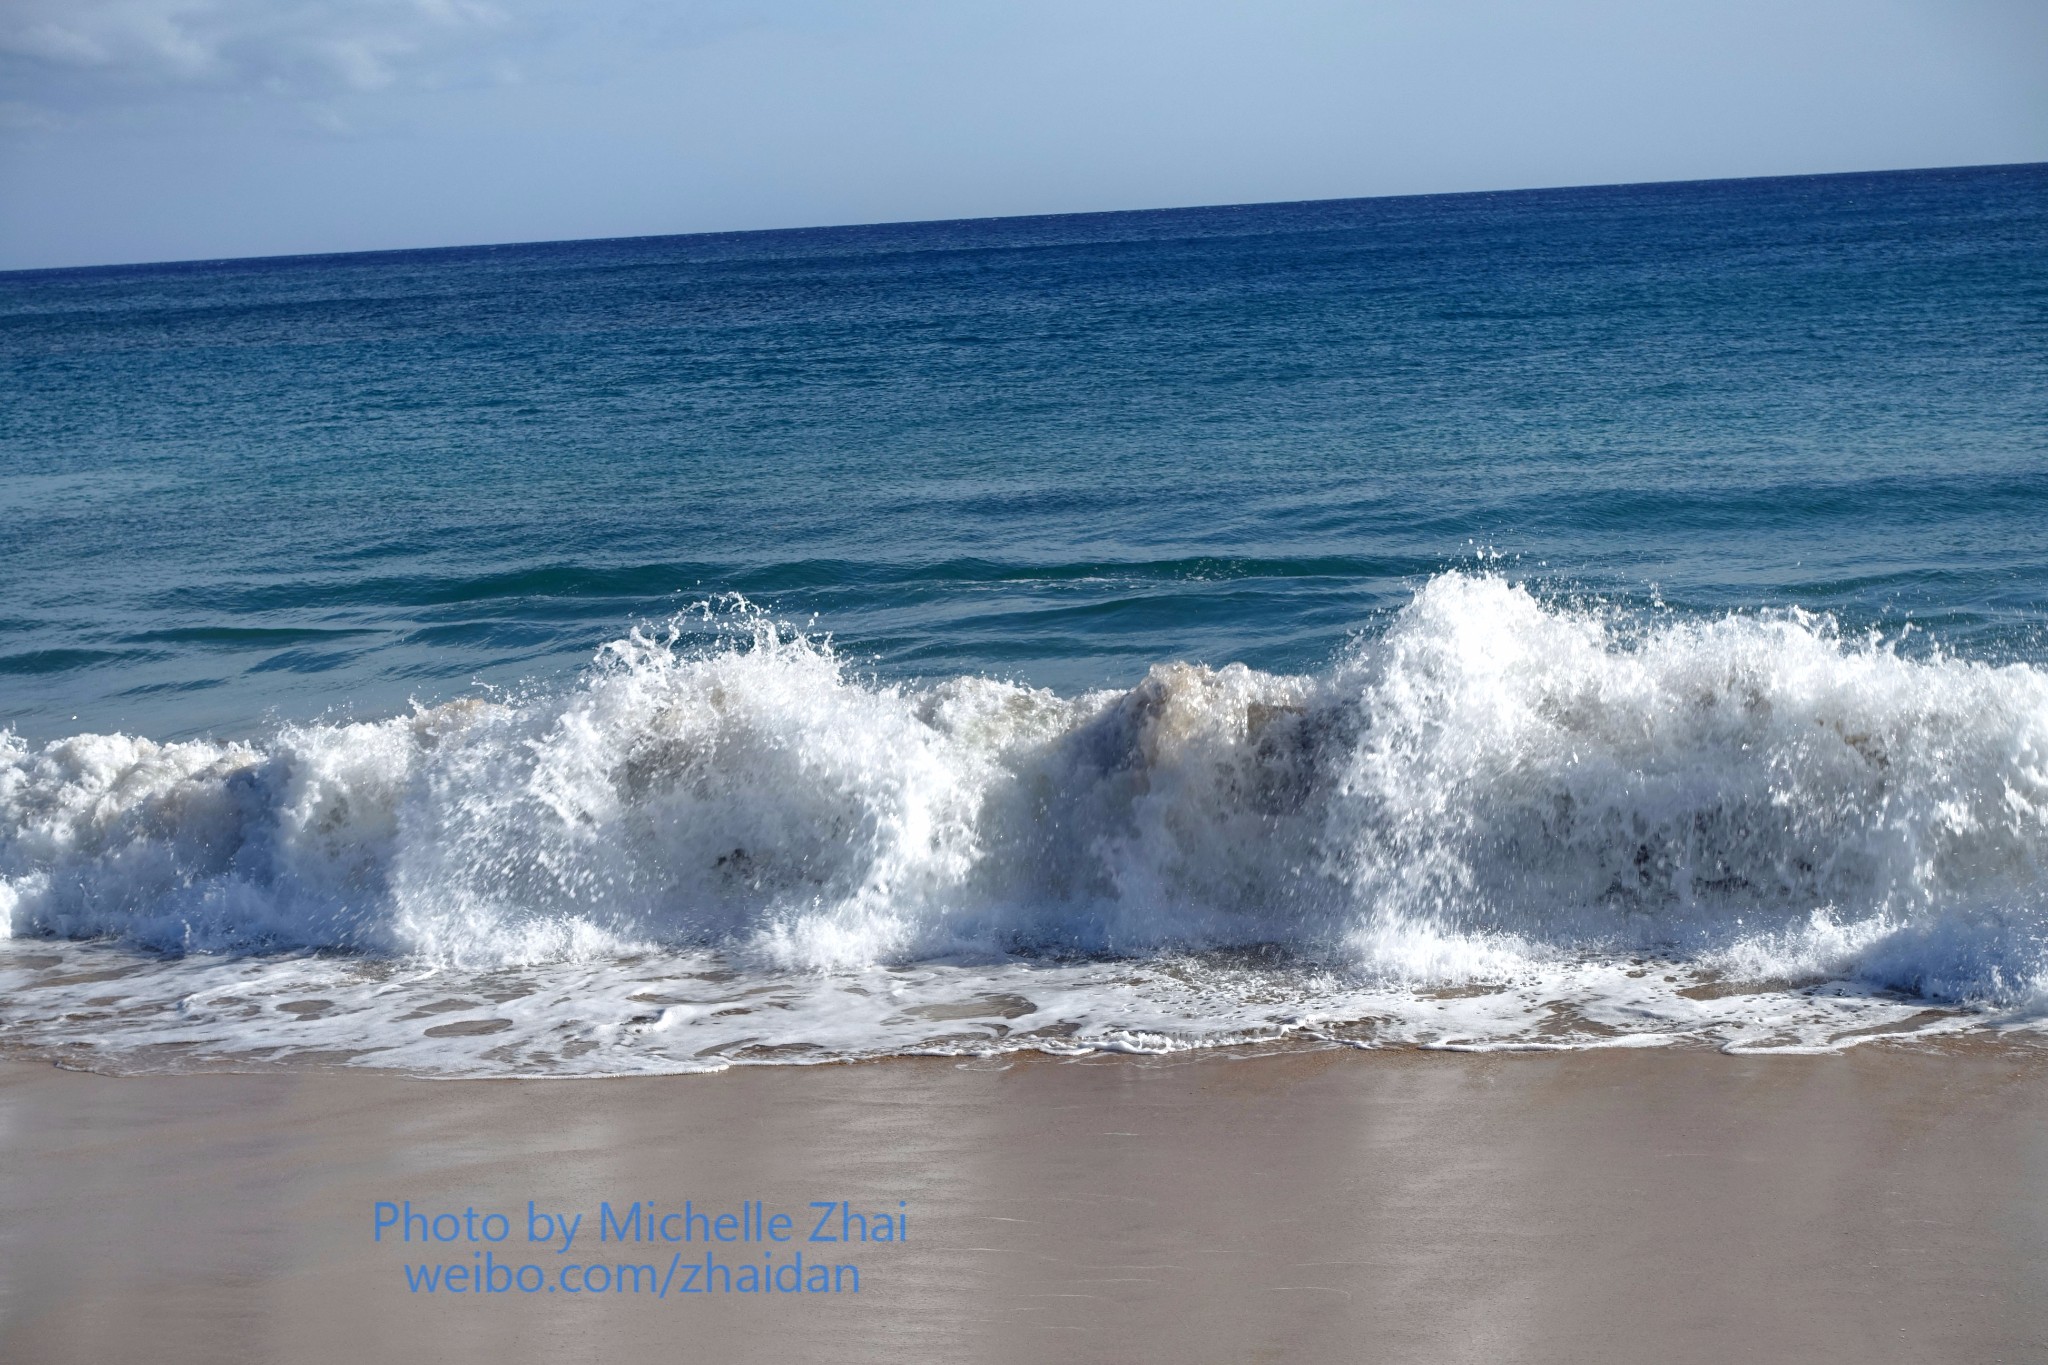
[6,158,2042,280]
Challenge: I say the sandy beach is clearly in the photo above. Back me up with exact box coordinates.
[3,1044,2044,1364]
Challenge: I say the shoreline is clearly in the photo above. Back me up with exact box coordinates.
[5,1045,2046,1363]
[5,1023,2044,1079]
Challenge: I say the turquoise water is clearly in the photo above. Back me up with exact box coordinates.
[4,163,2043,739]
[2,163,2045,1072]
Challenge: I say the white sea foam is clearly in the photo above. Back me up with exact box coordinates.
[4,574,2046,1072]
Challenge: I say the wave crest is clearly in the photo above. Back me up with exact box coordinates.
[5,576,2046,1011]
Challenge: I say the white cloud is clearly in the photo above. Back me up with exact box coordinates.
[0,0,514,97]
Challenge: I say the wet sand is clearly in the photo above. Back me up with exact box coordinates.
[2,1045,2045,1364]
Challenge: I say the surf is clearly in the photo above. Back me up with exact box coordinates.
[5,572,2044,1022]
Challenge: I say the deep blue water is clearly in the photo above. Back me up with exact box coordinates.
[5,164,2048,1070]
[2,162,2044,742]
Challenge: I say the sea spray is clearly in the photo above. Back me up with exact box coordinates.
[4,575,2046,1070]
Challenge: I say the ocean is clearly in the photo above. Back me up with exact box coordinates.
[2,162,2044,1073]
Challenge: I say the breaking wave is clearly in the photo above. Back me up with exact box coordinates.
[5,573,2047,1069]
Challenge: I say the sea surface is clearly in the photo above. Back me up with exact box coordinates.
[3,163,2045,1073]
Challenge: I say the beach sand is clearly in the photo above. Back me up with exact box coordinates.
[2,1045,2044,1364]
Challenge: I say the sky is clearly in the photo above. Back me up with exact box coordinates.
[1,0,2045,271]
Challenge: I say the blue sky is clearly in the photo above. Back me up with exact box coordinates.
[2,0,2044,270]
